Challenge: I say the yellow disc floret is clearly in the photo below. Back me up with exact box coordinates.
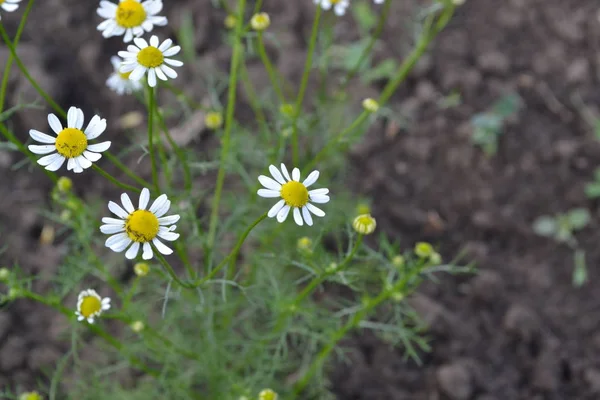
[55,128,88,158]
[79,295,102,318]
[119,70,132,80]
[115,0,147,28]
[280,181,309,208]
[125,210,159,242]
[352,214,377,235]
[137,46,164,68]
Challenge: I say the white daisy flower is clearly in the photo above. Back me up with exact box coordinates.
[118,35,183,88]
[28,107,111,173]
[100,188,181,260]
[75,289,111,324]
[106,56,143,95]
[373,0,385,4]
[0,0,21,19]
[257,164,330,226]
[313,0,349,16]
[97,0,167,43]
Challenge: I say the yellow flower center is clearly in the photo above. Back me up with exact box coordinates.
[115,0,147,28]
[55,128,88,158]
[280,181,309,208]
[119,70,132,80]
[125,210,159,242]
[80,296,102,318]
[0,0,5,4]
[330,0,341,3]
[137,46,164,68]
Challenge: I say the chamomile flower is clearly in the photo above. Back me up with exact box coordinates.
[97,0,167,43]
[28,107,111,173]
[100,188,180,260]
[257,164,330,226]
[75,289,111,324]
[107,56,143,95]
[314,0,349,16]
[0,0,20,19]
[118,35,183,88]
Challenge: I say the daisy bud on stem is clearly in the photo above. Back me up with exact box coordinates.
[205,111,224,130]
[352,214,377,235]
[251,12,271,31]
[258,389,278,400]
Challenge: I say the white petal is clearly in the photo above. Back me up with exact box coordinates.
[45,155,66,171]
[258,175,282,191]
[147,68,156,87]
[37,152,61,166]
[159,64,177,78]
[142,242,153,260]
[76,156,92,171]
[121,193,135,213]
[280,163,291,181]
[309,188,329,196]
[268,164,286,184]
[129,65,147,81]
[306,203,325,217]
[276,205,291,223]
[257,189,280,198]
[152,238,173,255]
[28,145,56,155]
[292,167,301,182]
[268,199,286,218]
[302,207,313,226]
[47,114,63,134]
[137,188,149,209]
[310,194,330,204]
[162,46,181,57]
[158,215,180,225]
[105,232,129,247]
[125,242,141,259]
[149,35,159,47]
[67,157,76,171]
[163,58,183,67]
[102,217,124,225]
[100,224,125,234]
[87,142,111,153]
[133,37,148,49]
[85,116,107,140]
[293,207,303,226]
[29,129,56,143]
[157,229,179,241]
[75,108,85,129]
[110,237,132,253]
[83,150,102,162]
[67,107,78,128]
[155,66,167,81]
[109,201,129,218]
[158,38,172,52]
[303,170,320,187]
[149,194,168,214]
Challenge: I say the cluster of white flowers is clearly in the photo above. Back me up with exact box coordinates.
[314,0,386,17]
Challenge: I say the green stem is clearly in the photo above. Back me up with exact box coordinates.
[238,60,270,136]
[155,105,192,192]
[0,0,35,112]
[342,0,392,86]
[291,6,322,166]
[21,290,158,376]
[256,32,285,103]
[206,0,247,251]
[0,122,58,182]
[155,212,267,289]
[91,164,141,193]
[306,6,455,171]
[103,151,152,189]
[0,24,66,119]
[147,85,159,192]
[163,81,209,111]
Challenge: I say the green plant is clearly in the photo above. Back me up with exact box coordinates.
[471,93,521,156]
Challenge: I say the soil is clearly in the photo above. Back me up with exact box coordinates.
[1,0,600,399]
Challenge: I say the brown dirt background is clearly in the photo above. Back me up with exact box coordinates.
[2,0,600,399]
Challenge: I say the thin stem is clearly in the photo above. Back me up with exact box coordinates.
[155,212,267,289]
[0,0,35,112]
[0,122,58,183]
[0,24,66,119]
[342,0,392,86]
[306,6,455,171]
[104,151,152,189]
[239,60,270,135]
[163,81,209,111]
[291,6,322,166]
[206,0,247,250]
[147,85,159,192]
[155,105,192,192]
[256,32,285,103]
[91,164,141,193]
